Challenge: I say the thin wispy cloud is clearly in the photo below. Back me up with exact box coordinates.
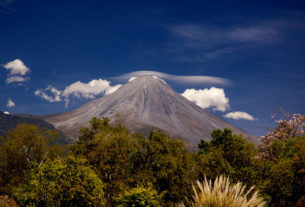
[166,19,302,62]
[173,48,235,63]
[6,76,29,84]
[0,0,15,14]
[228,26,277,42]
[169,23,279,47]
[113,70,230,86]
[203,48,235,59]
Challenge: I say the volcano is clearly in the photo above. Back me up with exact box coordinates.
[43,76,252,150]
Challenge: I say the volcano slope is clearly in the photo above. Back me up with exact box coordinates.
[43,76,253,150]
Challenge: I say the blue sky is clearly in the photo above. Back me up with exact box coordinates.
[0,0,305,136]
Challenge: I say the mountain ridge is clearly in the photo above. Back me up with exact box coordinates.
[0,111,57,137]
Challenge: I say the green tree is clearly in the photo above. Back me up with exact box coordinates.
[115,186,163,207]
[260,137,305,206]
[71,117,138,205]
[196,129,259,187]
[14,156,105,207]
[259,112,305,206]
[0,123,62,195]
[71,118,195,206]
[131,131,195,206]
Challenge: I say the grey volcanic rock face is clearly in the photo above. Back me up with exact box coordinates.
[43,76,251,149]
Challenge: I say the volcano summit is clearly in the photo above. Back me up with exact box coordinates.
[43,76,251,150]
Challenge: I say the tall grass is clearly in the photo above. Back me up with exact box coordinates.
[176,175,265,207]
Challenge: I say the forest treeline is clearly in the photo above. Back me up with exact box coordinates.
[0,113,304,207]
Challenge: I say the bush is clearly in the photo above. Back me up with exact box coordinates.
[14,156,105,207]
[115,186,163,207]
[176,175,266,207]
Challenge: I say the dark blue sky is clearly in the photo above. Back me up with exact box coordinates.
[1,0,305,136]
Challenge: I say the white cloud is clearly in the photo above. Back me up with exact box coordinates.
[62,79,119,99]
[105,84,122,95]
[7,98,15,108]
[35,78,121,107]
[3,59,30,76]
[114,70,230,86]
[35,86,62,103]
[128,75,167,84]
[181,87,230,112]
[6,76,29,84]
[128,77,137,82]
[224,111,256,121]
[3,111,10,115]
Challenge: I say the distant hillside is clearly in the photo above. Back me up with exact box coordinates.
[0,111,67,144]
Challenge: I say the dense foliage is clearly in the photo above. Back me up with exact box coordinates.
[0,123,62,195]
[70,118,194,206]
[14,156,105,207]
[258,113,305,206]
[115,186,162,207]
[0,112,304,206]
[196,128,259,187]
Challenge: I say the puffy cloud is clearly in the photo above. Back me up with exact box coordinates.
[105,84,122,95]
[128,77,137,82]
[7,98,15,108]
[35,86,62,103]
[35,78,121,107]
[2,59,30,85]
[62,79,120,99]
[3,59,30,76]
[6,76,29,84]
[114,70,230,86]
[181,87,229,112]
[224,111,256,121]
[3,111,10,115]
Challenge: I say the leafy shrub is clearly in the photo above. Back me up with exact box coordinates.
[115,186,163,207]
[14,156,105,207]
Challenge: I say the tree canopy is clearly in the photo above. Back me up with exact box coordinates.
[0,112,304,206]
